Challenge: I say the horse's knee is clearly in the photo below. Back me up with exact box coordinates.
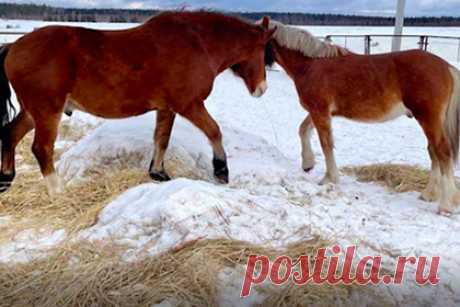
[299,123,307,138]
[31,142,46,160]
[32,142,54,173]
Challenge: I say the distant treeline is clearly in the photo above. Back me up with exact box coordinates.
[1,3,460,26]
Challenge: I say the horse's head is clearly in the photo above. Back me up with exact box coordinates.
[230,17,276,98]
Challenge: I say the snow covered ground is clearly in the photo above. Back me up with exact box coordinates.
[1,19,460,306]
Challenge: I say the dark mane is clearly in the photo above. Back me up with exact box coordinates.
[265,41,276,67]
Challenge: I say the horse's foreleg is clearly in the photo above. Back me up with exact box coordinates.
[180,102,228,184]
[299,115,315,172]
[0,111,34,192]
[31,113,62,196]
[420,144,441,202]
[312,114,339,185]
[150,109,176,181]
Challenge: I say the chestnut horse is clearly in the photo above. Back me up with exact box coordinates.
[263,20,460,215]
[0,12,276,195]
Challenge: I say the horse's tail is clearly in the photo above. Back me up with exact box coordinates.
[0,44,13,131]
[445,66,460,163]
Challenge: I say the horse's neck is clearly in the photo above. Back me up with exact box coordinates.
[147,14,258,73]
[198,23,259,73]
[275,44,313,78]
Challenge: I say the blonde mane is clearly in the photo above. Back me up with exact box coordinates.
[266,20,348,58]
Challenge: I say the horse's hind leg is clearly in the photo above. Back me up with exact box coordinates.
[0,111,34,192]
[179,102,228,184]
[311,113,339,185]
[31,112,62,196]
[299,115,315,172]
[433,138,459,215]
[417,116,460,214]
[150,109,176,181]
[420,144,441,202]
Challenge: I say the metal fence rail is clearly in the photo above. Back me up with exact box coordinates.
[324,34,460,62]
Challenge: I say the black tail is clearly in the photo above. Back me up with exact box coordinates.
[0,44,13,129]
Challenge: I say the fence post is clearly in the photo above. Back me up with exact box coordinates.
[418,36,429,51]
[364,35,371,55]
[458,39,460,62]
[418,36,425,50]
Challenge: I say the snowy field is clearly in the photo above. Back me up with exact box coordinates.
[1,19,460,306]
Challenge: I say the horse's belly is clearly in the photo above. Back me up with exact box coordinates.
[340,101,411,123]
[65,94,159,118]
[377,102,411,122]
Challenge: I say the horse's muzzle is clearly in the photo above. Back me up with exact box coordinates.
[252,81,267,98]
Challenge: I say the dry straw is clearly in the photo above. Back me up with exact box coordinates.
[0,119,151,243]
[343,163,431,193]
[0,238,390,307]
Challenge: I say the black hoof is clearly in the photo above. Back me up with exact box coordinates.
[0,172,15,193]
[149,159,171,182]
[0,182,11,193]
[213,157,229,184]
[150,170,171,182]
[303,166,314,173]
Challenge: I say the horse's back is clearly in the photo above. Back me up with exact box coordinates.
[300,49,453,122]
[5,21,214,116]
[305,49,451,95]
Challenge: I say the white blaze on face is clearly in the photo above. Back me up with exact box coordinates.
[252,80,267,98]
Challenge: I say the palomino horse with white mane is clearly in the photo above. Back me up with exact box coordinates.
[262,20,460,215]
[0,12,276,195]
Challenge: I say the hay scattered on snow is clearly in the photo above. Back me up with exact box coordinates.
[0,119,150,243]
[0,169,150,243]
[1,120,391,307]
[0,238,390,307]
[343,164,431,193]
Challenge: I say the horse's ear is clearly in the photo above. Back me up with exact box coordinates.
[262,16,270,29]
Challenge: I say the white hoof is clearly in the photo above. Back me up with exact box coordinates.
[438,208,453,217]
[438,191,460,216]
[302,159,315,172]
[420,187,439,202]
[45,173,63,197]
[319,174,339,186]
[301,151,315,171]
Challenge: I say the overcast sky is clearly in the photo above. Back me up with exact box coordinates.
[5,0,460,17]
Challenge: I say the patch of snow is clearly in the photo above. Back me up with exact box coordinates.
[80,178,311,257]
[217,267,268,307]
[0,229,66,264]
